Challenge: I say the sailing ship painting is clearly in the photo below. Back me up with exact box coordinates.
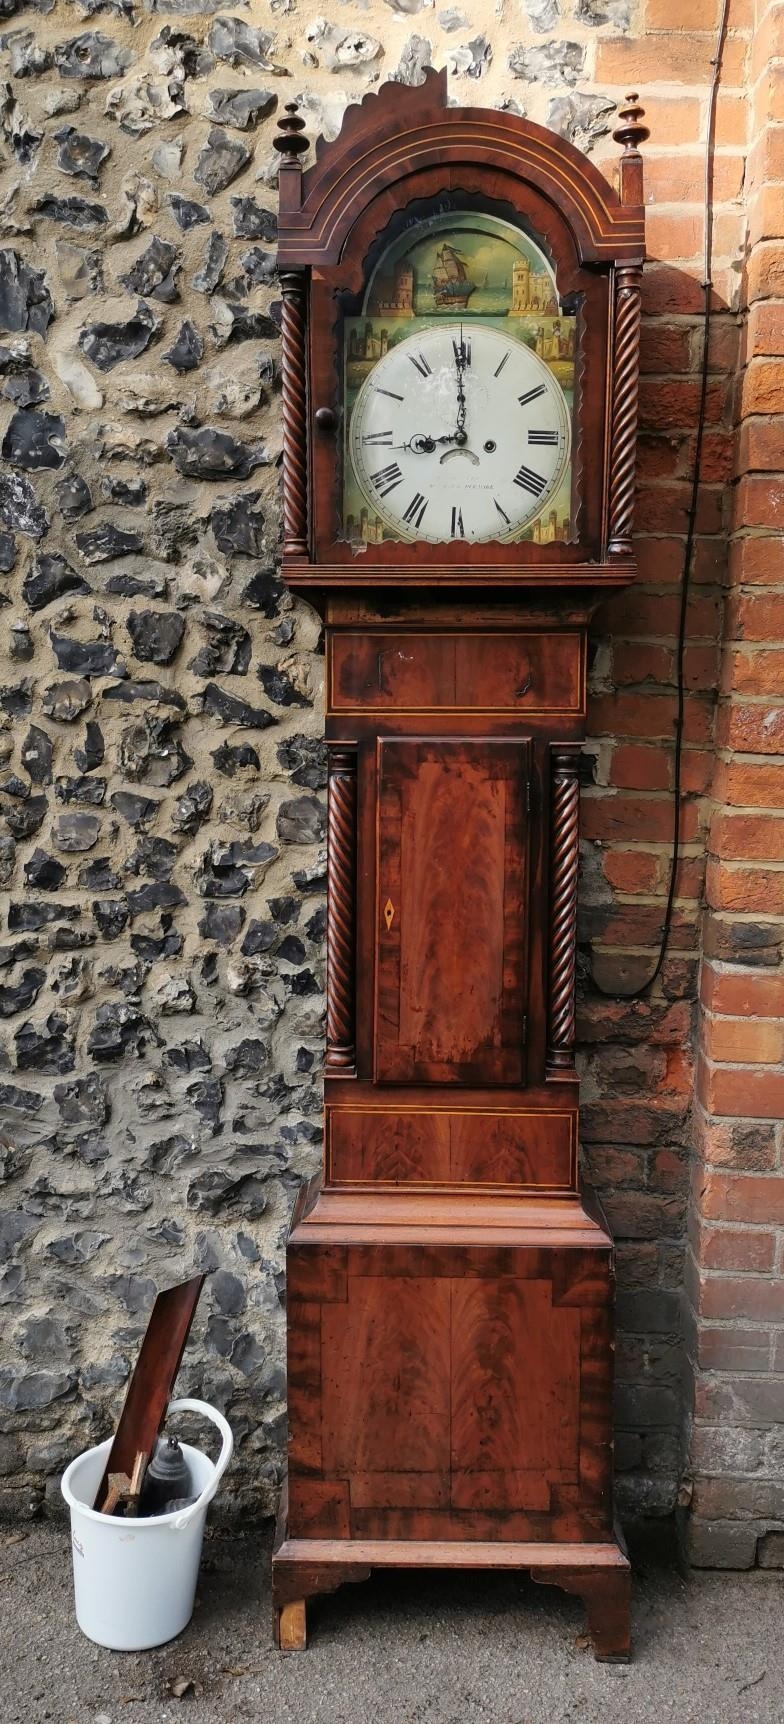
[431,243,475,310]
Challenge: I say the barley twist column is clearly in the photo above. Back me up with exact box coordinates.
[607,265,643,558]
[547,745,581,1073]
[326,746,357,1073]
[279,270,309,558]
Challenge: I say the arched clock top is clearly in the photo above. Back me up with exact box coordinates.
[275,68,645,272]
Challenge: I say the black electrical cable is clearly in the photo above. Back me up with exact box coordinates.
[589,0,732,1000]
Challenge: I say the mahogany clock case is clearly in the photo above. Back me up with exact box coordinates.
[271,72,647,1662]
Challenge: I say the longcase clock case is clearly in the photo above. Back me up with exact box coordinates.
[271,72,647,1659]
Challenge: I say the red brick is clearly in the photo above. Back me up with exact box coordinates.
[646,0,724,28]
[612,641,674,686]
[639,322,694,374]
[747,300,784,358]
[710,809,784,860]
[741,357,784,413]
[596,31,747,87]
[639,376,728,431]
[747,242,784,303]
[697,1224,777,1272]
[707,857,784,914]
[727,535,783,585]
[589,691,714,743]
[699,1170,784,1223]
[636,435,684,480]
[711,758,784,811]
[582,792,700,844]
[726,589,784,641]
[749,184,784,247]
[751,60,784,131]
[697,1328,772,1371]
[644,152,745,206]
[602,850,662,894]
[643,264,738,317]
[645,207,706,264]
[714,702,784,755]
[698,1059,784,1119]
[693,1110,779,1171]
[750,3,784,83]
[635,481,725,535]
[698,1274,784,1321]
[698,430,735,483]
[747,127,784,191]
[734,473,784,530]
[599,584,723,637]
[608,743,673,791]
[737,417,784,473]
[701,964,784,1016]
[721,648,784,699]
[702,1012,784,1063]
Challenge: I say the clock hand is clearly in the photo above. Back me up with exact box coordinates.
[452,324,469,447]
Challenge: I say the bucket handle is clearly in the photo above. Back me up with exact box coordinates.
[166,1398,234,1531]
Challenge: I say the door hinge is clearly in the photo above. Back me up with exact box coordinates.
[525,778,532,814]
[521,1011,528,1044]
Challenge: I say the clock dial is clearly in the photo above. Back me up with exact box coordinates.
[348,323,571,545]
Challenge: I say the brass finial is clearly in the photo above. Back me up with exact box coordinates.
[273,101,309,162]
[613,93,650,153]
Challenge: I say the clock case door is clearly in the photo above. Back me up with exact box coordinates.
[309,188,608,570]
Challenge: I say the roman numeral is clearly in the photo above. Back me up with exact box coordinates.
[518,385,546,407]
[362,430,393,446]
[370,462,403,498]
[513,463,546,497]
[409,352,432,378]
[494,498,511,526]
[451,506,465,538]
[528,429,558,445]
[452,337,471,366]
[374,386,404,402]
[494,353,509,378]
[402,492,428,530]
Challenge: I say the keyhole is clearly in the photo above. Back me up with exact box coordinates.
[383,898,395,930]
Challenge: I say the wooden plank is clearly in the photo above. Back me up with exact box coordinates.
[94,1274,205,1514]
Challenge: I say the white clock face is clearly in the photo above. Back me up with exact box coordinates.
[348,322,571,545]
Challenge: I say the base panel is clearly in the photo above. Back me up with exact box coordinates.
[272,1531,631,1661]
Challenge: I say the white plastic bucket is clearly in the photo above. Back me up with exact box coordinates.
[61,1397,233,1651]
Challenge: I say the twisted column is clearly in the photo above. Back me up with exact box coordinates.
[607,265,643,558]
[547,746,581,1073]
[279,270,309,558]
[326,746,357,1073]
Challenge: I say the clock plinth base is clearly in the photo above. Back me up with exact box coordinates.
[272,1532,631,1661]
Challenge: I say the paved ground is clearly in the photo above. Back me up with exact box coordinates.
[1,1522,782,1724]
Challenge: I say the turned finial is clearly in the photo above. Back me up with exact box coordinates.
[274,101,310,163]
[613,93,648,208]
[613,93,650,154]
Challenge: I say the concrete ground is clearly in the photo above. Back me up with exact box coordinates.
[1,1523,782,1724]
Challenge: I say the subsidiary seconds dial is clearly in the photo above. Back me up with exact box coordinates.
[348,321,571,545]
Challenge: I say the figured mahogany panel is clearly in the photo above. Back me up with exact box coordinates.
[287,1248,611,1542]
[450,1279,580,1476]
[326,1107,575,1189]
[320,1278,452,1476]
[375,739,529,1085]
[328,632,584,716]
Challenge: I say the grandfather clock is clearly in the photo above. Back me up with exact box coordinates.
[271,73,647,1659]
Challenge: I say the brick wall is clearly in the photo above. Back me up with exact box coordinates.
[685,0,784,1570]
[578,0,749,1524]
